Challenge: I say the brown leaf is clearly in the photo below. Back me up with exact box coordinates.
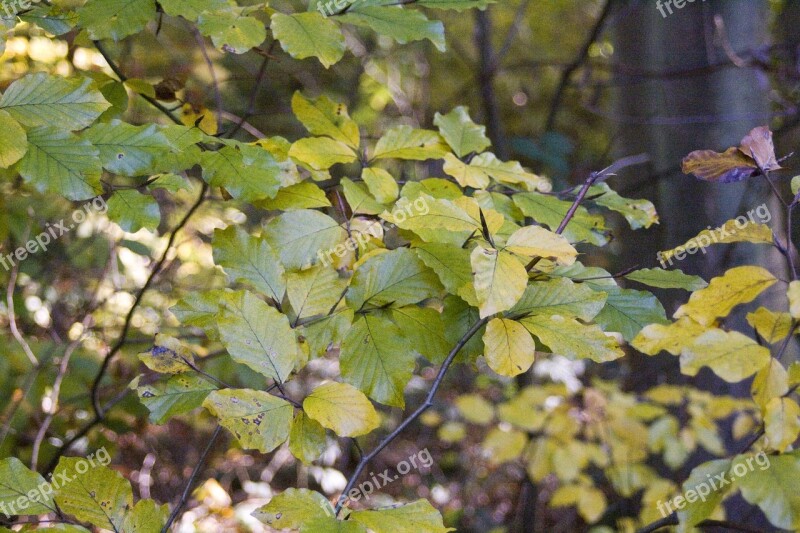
[739,125,781,171]
[681,147,758,183]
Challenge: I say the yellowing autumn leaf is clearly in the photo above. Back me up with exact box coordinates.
[483,318,535,377]
[764,397,800,452]
[180,103,217,135]
[471,245,528,318]
[660,220,773,262]
[747,307,795,344]
[303,381,379,437]
[631,316,708,356]
[504,225,578,266]
[674,266,777,326]
[789,281,800,318]
[680,329,771,382]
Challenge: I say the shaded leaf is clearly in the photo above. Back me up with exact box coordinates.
[203,389,293,452]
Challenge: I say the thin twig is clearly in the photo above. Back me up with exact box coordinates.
[544,0,612,131]
[6,238,39,367]
[225,40,276,139]
[192,27,224,131]
[161,425,222,532]
[334,317,488,515]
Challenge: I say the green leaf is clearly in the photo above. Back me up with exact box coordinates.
[362,167,398,203]
[302,309,353,358]
[674,266,777,326]
[77,0,157,41]
[121,499,170,532]
[624,268,707,291]
[271,12,346,68]
[433,106,491,158]
[253,489,335,529]
[513,192,610,246]
[302,517,368,533]
[389,306,449,363]
[414,243,476,306]
[340,6,445,52]
[203,389,293,452]
[201,145,282,201]
[134,373,216,424]
[519,315,624,363]
[82,121,170,176]
[734,450,800,531]
[291,92,360,149]
[679,329,771,382]
[263,209,347,270]
[675,459,733,531]
[510,278,606,322]
[217,291,299,382]
[471,245,527,318]
[347,248,442,310]
[371,126,449,161]
[342,177,385,215]
[442,295,485,362]
[289,412,327,465]
[287,263,346,320]
[107,189,160,232]
[417,0,495,9]
[387,194,496,245]
[303,381,380,437]
[54,459,133,532]
[257,181,332,210]
[289,137,358,170]
[0,73,110,130]
[340,313,414,407]
[0,458,56,516]
[160,0,229,21]
[350,500,453,533]
[0,110,26,168]
[213,226,286,303]
[592,287,669,342]
[483,318,535,377]
[20,5,79,35]
[198,9,267,54]
[589,182,658,229]
[170,289,229,340]
[18,126,102,201]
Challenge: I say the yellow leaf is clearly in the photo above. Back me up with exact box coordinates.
[577,486,607,523]
[442,153,490,189]
[455,393,494,425]
[137,334,194,374]
[747,307,795,344]
[660,220,773,262]
[752,358,789,412]
[303,382,379,437]
[789,281,800,318]
[764,397,800,452]
[482,427,527,465]
[483,318,535,377]
[291,92,360,149]
[680,329,771,382]
[471,245,527,318]
[180,103,217,135]
[288,137,357,170]
[674,266,777,326]
[632,317,708,356]
[504,225,577,266]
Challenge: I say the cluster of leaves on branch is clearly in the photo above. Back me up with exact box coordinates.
[2,1,800,532]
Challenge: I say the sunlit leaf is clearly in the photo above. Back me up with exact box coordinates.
[203,389,293,452]
[680,329,770,382]
[271,12,345,68]
[303,381,379,437]
[482,318,535,376]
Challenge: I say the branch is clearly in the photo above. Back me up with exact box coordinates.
[161,425,222,532]
[93,40,182,125]
[544,0,612,131]
[334,316,489,515]
[224,40,277,139]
